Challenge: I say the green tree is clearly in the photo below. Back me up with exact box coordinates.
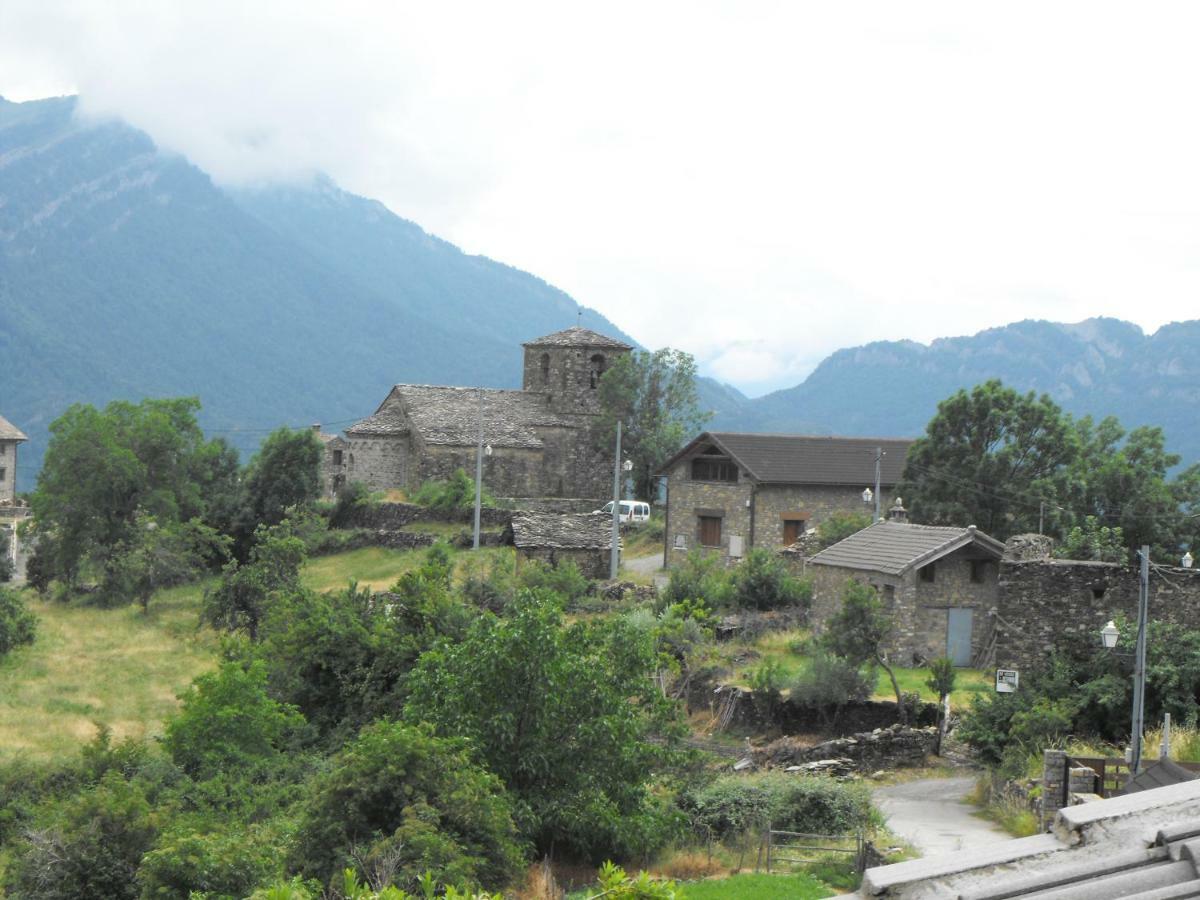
[816,510,872,549]
[405,591,681,860]
[163,660,305,782]
[105,513,230,612]
[899,380,1075,538]
[233,427,323,558]
[823,579,906,723]
[30,398,234,588]
[202,520,306,640]
[598,348,710,502]
[925,657,957,754]
[1055,515,1126,563]
[290,721,524,892]
[730,547,812,611]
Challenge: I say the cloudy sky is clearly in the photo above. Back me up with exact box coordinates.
[3,2,1200,396]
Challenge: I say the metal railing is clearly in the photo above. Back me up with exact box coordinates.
[762,828,866,874]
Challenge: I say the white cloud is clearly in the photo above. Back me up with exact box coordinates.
[4,2,1200,396]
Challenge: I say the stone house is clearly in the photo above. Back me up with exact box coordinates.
[0,413,26,503]
[805,506,1006,666]
[506,511,616,580]
[0,413,30,579]
[658,431,913,566]
[327,327,631,504]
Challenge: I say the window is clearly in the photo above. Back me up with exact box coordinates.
[589,353,606,388]
[691,458,738,482]
[970,560,988,583]
[698,516,722,547]
[1092,587,1106,600]
[332,450,343,466]
[0,467,5,483]
[540,352,550,384]
[919,563,936,583]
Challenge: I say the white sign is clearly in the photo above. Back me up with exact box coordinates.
[995,669,1019,693]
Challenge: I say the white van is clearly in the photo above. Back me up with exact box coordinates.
[596,500,651,524]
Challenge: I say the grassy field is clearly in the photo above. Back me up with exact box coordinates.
[680,873,836,898]
[0,545,514,762]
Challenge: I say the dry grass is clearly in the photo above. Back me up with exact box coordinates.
[0,544,512,763]
[647,849,728,882]
[0,584,217,763]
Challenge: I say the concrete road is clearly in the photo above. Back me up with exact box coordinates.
[873,776,1009,857]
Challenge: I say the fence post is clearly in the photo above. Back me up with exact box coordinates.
[1041,749,1068,832]
[766,826,772,874]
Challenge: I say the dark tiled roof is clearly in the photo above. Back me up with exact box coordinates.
[347,385,576,448]
[0,414,28,442]
[522,326,632,351]
[808,520,1004,576]
[659,432,913,485]
[509,512,616,550]
[1122,760,1200,795]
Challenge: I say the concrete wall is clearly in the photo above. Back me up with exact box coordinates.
[0,440,18,502]
[992,558,1200,671]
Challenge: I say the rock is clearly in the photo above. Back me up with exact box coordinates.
[751,724,938,772]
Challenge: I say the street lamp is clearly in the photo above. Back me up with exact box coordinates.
[1100,620,1120,650]
[1183,551,1194,569]
[861,487,873,508]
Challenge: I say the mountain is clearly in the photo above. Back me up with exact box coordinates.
[712,317,1200,467]
[0,95,633,488]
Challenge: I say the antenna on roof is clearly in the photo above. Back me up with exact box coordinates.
[576,309,582,327]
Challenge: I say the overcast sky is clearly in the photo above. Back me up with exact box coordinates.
[4,2,1200,396]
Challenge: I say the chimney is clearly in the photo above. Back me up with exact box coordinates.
[311,423,322,435]
[888,497,908,522]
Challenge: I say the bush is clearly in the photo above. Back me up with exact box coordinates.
[817,511,872,549]
[0,552,13,583]
[411,470,495,513]
[684,773,877,839]
[660,550,734,610]
[0,586,37,656]
[137,823,281,899]
[789,651,871,719]
[518,558,591,606]
[329,480,374,528]
[731,548,812,611]
[290,721,524,892]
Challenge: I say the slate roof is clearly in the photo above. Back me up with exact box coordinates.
[658,432,913,485]
[509,512,616,550]
[347,385,576,448]
[1122,759,1200,796]
[0,414,28,442]
[863,780,1200,898]
[522,326,633,351]
[807,520,1005,576]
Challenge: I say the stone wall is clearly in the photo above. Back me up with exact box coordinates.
[0,440,19,503]
[752,725,938,772]
[806,545,1000,666]
[664,458,753,565]
[516,546,612,581]
[993,558,1200,671]
[753,484,893,549]
[418,444,545,498]
[343,434,411,493]
[337,501,513,530]
[521,343,627,417]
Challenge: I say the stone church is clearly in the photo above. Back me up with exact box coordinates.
[324,326,632,503]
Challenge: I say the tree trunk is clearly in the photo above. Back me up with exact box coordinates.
[879,656,907,724]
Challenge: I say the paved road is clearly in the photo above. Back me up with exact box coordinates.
[624,552,668,589]
[873,776,1009,857]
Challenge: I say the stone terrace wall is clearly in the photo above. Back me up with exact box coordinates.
[516,546,612,581]
[337,502,513,530]
[994,559,1200,671]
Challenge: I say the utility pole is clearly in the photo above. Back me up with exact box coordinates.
[1039,501,1044,535]
[1131,544,1150,773]
[610,421,622,580]
[473,388,484,550]
[873,447,883,524]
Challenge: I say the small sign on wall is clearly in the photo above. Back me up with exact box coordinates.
[674,534,687,550]
[995,669,1019,693]
[729,535,744,558]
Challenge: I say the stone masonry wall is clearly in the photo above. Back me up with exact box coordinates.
[0,440,18,503]
[805,564,914,659]
[516,546,612,580]
[993,559,1200,671]
[664,458,752,566]
[344,434,411,493]
[753,484,894,549]
[521,343,626,417]
[418,444,545,498]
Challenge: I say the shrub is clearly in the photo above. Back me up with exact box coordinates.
[817,511,872,549]
[0,552,13,583]
[290,721,524,892]
[518,558,591,606]
[137,823,281,899]
[684,773,877,839]
[730,548,812,611]
[411,469,495,513]
[0,586,37,656]
[789,651,871,719]
[660,550,734,610]
[329,480,374,528]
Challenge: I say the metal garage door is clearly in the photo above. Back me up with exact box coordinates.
[947,608,973,667]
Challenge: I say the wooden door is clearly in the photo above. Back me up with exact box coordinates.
[783,519,803,546]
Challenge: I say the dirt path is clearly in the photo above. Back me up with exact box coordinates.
[623,552,668,589]
[872,776,1009,857]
